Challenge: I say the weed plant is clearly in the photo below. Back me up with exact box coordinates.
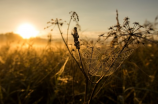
[44,10,158,104]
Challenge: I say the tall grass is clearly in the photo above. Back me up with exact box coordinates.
[0,11,158,104]
[0,42,158,104]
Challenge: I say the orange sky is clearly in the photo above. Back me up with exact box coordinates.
[0,0,158,38]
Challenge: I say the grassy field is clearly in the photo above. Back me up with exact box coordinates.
[0,41,158,104]
[0,11,158,104]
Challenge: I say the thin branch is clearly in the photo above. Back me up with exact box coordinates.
[116,10,121,32]
[88,35,132,104]
[56,19,96,84]
[67,17,72,44]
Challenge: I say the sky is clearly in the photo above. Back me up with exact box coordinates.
[0,0,158,38]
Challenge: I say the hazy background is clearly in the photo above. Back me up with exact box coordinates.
[0,1,158,104]
[0,0,158,38]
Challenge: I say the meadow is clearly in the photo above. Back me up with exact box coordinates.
[0,39,158,104]
[0,11,158,104]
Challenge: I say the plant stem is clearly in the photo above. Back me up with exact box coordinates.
[84,78,88,104]
[88,35,132,104]
[56,19,80,70]
[67,18,72,45]
[57,19,97,84]
[122,69,126,104]
[77,49,89,103]
[71,58,75,104]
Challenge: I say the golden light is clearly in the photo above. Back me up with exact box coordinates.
[16,23,39,39]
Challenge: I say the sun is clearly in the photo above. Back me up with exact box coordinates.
[16,23,39,39]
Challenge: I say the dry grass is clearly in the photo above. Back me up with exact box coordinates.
[0,43,158,104]
[0,11,158,104]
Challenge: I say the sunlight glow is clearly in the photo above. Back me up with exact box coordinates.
[16,23,39,39]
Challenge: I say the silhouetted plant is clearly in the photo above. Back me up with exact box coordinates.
[45,10,158,104]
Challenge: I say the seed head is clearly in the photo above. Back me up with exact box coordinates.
[60,23,63,26]
[139,25,144,28]
[124,17,129,21]
[72,27,80,49]
[149,27,154,31]
[133,22,139,25]
[109,27,113,30]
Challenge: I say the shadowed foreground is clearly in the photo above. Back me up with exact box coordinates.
[0,43,158,104]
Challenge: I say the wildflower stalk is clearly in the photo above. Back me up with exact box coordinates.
[88,10,143,103]
[88,33,132,104]
[56,19,80,69]
[56,19,96,85]
[71,58,75,104]
[122,69,126,104]
[56,21,91,104]
[77,49,88,103]
[46,11,158,104]
[116,10,121,32]
[67,17,72,44]
[73,26,89,103]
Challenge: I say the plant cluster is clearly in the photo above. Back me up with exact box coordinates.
[44,10,158,104]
